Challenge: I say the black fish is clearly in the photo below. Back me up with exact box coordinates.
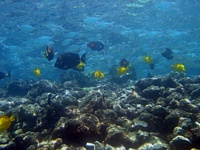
[87,41,104,51]
[54,52,86,70]
[162,48,173,59]
[0,71,10,80]
[120,58,129,67]
[150,63,154,70]
[44,44,54,61]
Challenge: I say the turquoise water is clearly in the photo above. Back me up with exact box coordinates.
[0,0,199,83]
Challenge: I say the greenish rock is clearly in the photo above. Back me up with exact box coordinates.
[0,132,10,144]
[170,135,191,150]
[138,143,155,150]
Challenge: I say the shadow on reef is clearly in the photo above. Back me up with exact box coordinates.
[60,67,137,87]
[60,71,98,87]
[1,72,200,149]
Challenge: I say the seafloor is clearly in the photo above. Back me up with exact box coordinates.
[0,72,200,150]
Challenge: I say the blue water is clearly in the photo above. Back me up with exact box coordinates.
[0,0,199,84]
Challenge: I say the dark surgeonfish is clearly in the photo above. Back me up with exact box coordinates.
[0,71,10,80]
[54,52,86,70]
[120,58,129,67]
[44,44,54,61]
[87,41,104,51]
[162,48,173,59]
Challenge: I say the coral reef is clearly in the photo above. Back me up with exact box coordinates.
[0,74,200,150]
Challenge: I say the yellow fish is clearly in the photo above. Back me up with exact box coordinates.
[34,68,41,77]
[143,55,154,64]
[172,63,185,72]
[117,66,129,75]
[94,70,104,79]
[0,115,15,132]
[76,61,85,70]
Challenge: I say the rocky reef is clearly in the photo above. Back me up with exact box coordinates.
[0,73,200,150]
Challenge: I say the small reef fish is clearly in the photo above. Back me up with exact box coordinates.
[17,24,35,32]
[143,55,155,70]
[162,48,173,59]
[172,63,185,72]
[0,71,10,80]
[143,55,153,64]
[117,58,130,75]
[94,70,104,79]
[34,68,41,77]
[44,44,54,61]
[120,58,129,67]
[87,41,104,51]
[54,53,87,70]
[117,66,129,75]
[0,115,15,132]
[74,61,85,71]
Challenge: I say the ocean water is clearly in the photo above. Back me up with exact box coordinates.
[0,0,199,84]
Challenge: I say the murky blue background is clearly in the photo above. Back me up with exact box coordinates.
[0,0,199,84]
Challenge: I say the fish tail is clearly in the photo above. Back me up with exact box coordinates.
[46,44,52,50]
[9,115,15,122]
[81,53,87,64]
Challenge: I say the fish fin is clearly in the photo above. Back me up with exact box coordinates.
[9,115,15,122]
[81,53,87,64]
[46,44,52,51]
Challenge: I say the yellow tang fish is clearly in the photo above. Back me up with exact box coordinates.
[0,115,15,132]
[143,55,153,64]
[76,61,85,70]
[117,66,129,75]
[94,70,104,79]
[34,68,41,77]
[172,63,185,72]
